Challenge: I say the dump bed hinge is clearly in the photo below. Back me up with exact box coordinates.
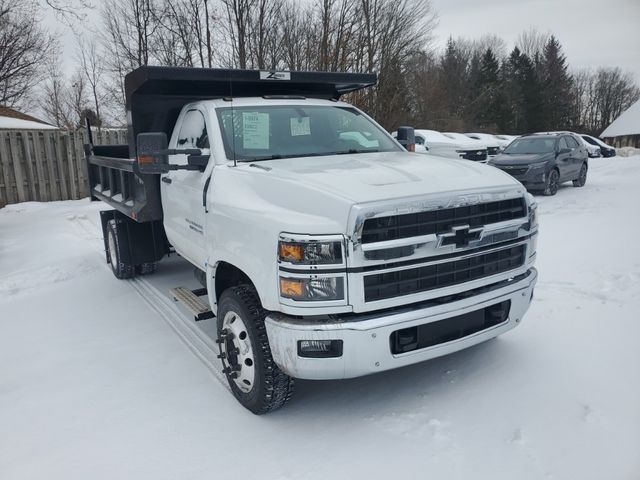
[170,287,214,321]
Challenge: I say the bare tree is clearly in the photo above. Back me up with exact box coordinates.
[516,27,550,59]
[354,0,438,127]
[221,0,252,68]
[593,67,640,134]
[43,0,92,23]
[247,0,284,69]
[100,0,159,117]
[472,34,507,59]
[40,56,74,128]
[68,70,89,127]
[102,0,158,69]
[152,0,219,68]
[76,35,105,132]
[0,0,55,107]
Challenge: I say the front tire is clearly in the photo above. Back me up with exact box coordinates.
[543,169,560,196]
[573,163,587,187]
[106,219,135,279]
[217,285,294,414]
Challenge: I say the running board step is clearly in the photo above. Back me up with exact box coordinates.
[170,287,214,321]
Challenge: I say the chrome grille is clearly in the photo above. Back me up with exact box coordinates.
[363,244,526,302]
[361,197,527,244]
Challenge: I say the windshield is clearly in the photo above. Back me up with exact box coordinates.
[503,137,556,154]
[216,105,401,161]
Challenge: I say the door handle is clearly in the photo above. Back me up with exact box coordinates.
[161,176,172,184]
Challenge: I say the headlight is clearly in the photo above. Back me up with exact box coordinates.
[527,198,538,230]
[280,276,345,301]
[529,162,547,170]
[278,238,343,265]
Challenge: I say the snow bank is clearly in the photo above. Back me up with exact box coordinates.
[617,146,640,157]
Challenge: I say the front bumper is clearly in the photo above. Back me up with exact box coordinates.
[265,267,537,380]
[494,165,548,190]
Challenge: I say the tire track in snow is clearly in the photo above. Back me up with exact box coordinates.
[130,276,230,391]
[65,208,230,392]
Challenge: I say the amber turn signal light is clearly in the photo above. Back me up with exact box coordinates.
[279,242,305,263]
[280,278,305,299]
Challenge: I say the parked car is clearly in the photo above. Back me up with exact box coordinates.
[536,131,600,158]
[86,67,538,413]
[442,132,496,159]
[465,132,508,152]
[392,129,488,161]
[494,134,519,145]
[581,134,616,157]
[579,137,601,157]
[489,133,589,196]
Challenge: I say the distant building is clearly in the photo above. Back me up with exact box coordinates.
[0,106,58,130]
[601,100,640,148]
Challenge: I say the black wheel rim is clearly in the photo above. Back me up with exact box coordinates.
[580,166,587,184]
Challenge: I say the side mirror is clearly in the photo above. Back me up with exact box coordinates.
[187,154,210,171]
[557,147,571,155]
[137,132,170,174]
[396,126,416,152]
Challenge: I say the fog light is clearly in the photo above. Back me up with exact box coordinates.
[298,340,343,358]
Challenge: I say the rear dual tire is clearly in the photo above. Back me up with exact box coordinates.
[106,219,135,279]
[106,219,157,279]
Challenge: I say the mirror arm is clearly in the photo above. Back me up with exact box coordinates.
[155,148,202,156]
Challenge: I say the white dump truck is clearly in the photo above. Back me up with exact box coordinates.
[86,67,538,414]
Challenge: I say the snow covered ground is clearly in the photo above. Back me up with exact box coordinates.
[1,157,639,480]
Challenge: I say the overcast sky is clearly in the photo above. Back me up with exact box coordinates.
[51,0,640,79]
[430,0,640,79]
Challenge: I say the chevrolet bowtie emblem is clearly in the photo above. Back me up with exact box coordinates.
[439,225,483,248]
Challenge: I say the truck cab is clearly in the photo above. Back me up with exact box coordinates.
[86,67,538,414]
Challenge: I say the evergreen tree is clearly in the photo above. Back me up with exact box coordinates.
[518,53,544,132]
[540,36,574,130]
[470,48,503,129]
[501,47,523,132]
[437,37,470,129]
[497,46,545,134]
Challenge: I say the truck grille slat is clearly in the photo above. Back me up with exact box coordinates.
[363,245,526,302]
[361,198,526,244]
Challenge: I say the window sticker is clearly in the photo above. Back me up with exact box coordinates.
[290,117,311,136]
[242,112,269,149]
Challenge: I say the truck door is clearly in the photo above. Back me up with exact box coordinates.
[161,109,212,269]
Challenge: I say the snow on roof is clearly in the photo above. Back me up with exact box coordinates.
[0,116,58,130]
[601,99,640,137]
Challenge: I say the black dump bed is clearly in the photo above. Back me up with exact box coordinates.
[86,67,376,222]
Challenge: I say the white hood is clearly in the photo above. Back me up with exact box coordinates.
[241,151,522,205]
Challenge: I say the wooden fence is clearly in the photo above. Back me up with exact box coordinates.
[0,129,127,208]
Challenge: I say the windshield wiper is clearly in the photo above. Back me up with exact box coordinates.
[335,149,380,155]
[239,149,380,162]
[239,154,283,162]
